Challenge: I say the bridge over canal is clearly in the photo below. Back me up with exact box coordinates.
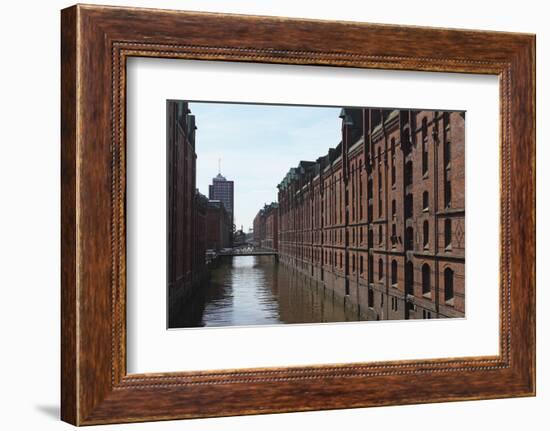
[217,248,278,257]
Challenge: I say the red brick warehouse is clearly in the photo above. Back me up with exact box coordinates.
[259,107,465,321]
[253,202,279,251]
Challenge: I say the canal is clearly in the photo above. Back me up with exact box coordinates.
[169,255,358,329]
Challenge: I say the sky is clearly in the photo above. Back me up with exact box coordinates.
[189,102,342,232]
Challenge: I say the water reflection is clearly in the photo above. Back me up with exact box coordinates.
[169,255,358,329]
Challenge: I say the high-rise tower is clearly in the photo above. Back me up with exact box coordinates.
[208,165,234,230]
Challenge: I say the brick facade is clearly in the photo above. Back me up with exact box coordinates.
[275,108,465,320]
[167,101,209,314]
[206,200,232,251]
[253,203,279,251]
[193,191,209,278]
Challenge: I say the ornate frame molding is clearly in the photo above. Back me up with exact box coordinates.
[61,5,535,425]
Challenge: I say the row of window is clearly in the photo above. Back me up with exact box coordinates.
[280,166,453,231]
[279,114,454,225]
[299,248,457,304]
[377,259,455,302]
[284,217,453,251]
[367,294,436,318]
[366,291,442,318]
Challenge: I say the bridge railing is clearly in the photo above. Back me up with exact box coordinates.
[217,247,278,256]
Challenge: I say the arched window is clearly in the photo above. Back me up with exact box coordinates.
[391,260,398,286]
[352,255,356,273]
[422,122,429,175]
[423,191,429,211]
[360,256,364,274]
[405,194,413,219]
[445,219,452,249]
[378,170,383,216]
[391,137,396,185]
[405,261,414,295]
[359,171,363,219]
[423,220,429,248]
[444,268,454,302]
[421,117,428,140]
[445,179,452,208]
[378,258,384,280]
[405,161,413,186]
[422,264,431,296]
[368,255,374,283]
[405,226,414,251]
[392,199,396,219]
[402,128,411,155]
[378,225,383,245]
[444,140,451,168]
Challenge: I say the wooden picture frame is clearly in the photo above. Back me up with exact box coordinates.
[61,4,535,425]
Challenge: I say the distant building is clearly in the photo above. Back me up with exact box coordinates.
[206,200,232,251]
[253,202,279,251]
[208,172,234,229]
[253,212,263,247]
[245,228,254,244]
[233,226,247,247]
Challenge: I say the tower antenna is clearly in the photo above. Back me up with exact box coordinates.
[218,158,221,175]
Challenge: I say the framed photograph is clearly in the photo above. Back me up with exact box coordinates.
[61,4,536,425]
[163,100,466,330]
